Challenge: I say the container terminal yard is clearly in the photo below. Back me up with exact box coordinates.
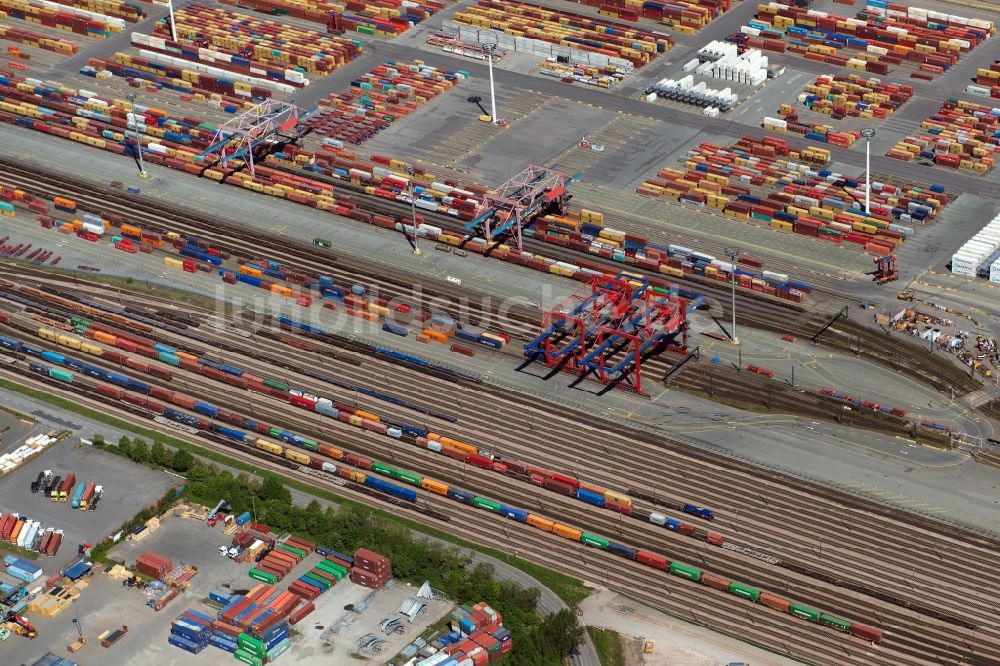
[2,0,1000,663]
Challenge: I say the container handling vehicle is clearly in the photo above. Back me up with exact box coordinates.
[4,611,37,639]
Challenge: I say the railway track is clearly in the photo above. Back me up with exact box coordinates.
[2,283,999,665]
[5,364,989,666]
[0,159,979,396]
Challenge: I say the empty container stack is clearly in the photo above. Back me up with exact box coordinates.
[952,215,1000,277]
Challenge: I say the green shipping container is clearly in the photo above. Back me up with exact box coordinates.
[728,582,761,602]
[313,238,332,248]
[371,462,396,476]
[49,368,74,383]
[472,497,502,512]
[393,470,423,486]
[278,543,306,559]
[70,315,90,328]
[301,438,319,452]
[789,602,821,622]
[263,378,288,391]
[315,560,348,579]
[669,562,703,582]
[234,649,263,666]
[819,614,851,632]
[248,568,277,584]
[580,533,609,549]
[238,633,265,652]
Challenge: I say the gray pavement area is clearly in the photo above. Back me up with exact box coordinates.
[0,409,39,456]
[0,434,179,570]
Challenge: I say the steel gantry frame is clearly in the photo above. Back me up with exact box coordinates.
[198,100,300,178]
[464,165,580,251]
[524,274,688,394]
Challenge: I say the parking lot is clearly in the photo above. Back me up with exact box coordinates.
[0,441,178,571]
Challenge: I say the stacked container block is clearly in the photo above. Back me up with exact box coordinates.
[570,0,730,33]
[136,551,172,579]
[638,136,945,252]
[306,61,466,146]
[169,608,213,654]
[141,5,362,81]
[0,0,135,37]
[886,99,999,172]
[747,1,993,75]
[453,0,673,67]
[776,74,912,143]
[350,548,391,588]
[219,0,450,36]
[0,24,78,54]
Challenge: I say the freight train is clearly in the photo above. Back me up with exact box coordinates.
[9,347,882,645]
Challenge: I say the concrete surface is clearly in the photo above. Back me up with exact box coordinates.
[0,436,178,572]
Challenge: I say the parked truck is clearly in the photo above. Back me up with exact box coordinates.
[70,483,86,509]
[59,474,76,502]
[78,482,96,510]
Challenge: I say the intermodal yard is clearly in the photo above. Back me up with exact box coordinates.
[1,0,1000,664]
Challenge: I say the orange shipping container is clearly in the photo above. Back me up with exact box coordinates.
[526,515,554,532]
[552,523,583,541]
[759,592,791,612]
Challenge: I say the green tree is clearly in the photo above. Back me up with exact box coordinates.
[258,475,291,504]
[151,440,172,467]
[171,449,194,472]
[92,434,105,446]
[116,437,132,458]
[130,439,150,464]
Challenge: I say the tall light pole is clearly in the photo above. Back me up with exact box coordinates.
[405,165,421,256]
[166,0,178,41]
[726,247,740,345]
[483,42,498,125]
[861,128,875,214]
[126,92,148,179]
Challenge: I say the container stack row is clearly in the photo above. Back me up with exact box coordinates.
[350,548,391,588]
[219,0,450,37]
[207,586,295,663]
[142,5,361,80]
[0,432,55,473]
[305,60,467,146]
[783,73,913,126]
[5,554,42,583]
[539,59,624,88]
[973,63,1000,97]
[886,99,999,171]
[452,0,673,67]
[0,24,79,54]
[566,0,730,34]
[0,514,62,556]
[746,0,992,76]
[0,0,133,36]
[136,550,173,579]
[427,603,510,664]
[951,214,1000,278]
[639,136,945,250]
